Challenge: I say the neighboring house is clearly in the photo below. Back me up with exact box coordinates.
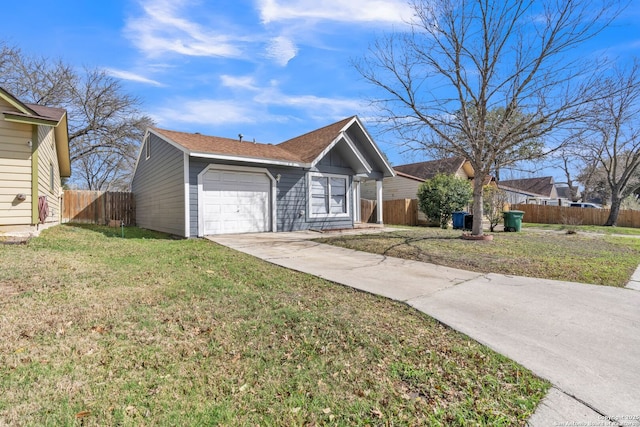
[361,157,475,201]
[497,176,559,204]
[0,87,70,232]
[556,185,580,203]
[361,157,478,223]
[131,116,395,237]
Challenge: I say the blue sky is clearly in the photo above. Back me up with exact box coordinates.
[2,0,640,174]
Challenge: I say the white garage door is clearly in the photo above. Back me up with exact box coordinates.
[202,169,271,235]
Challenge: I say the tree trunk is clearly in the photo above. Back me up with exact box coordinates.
[604,194,622,226]
[472,175,485,236]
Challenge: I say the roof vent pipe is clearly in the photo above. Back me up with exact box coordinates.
[238,133,243,142]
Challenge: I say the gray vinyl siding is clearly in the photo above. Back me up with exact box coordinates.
[270,167,307,232]
[272,166,353,231]
[131,133,185,236]
[189,158,353,235]
[344,126,385,180]
[310,154,355,229]
[314,148,351,172]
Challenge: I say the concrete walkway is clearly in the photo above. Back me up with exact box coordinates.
[209,230,640,426]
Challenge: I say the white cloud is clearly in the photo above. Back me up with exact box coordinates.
[125,0,245,58]
[220,75,259,91]
[257,0,412,24]
[151,85,368,129]
[265,36,298,66]
[253,86,368,121]
[151,99,259,126]
[104,68,164,86]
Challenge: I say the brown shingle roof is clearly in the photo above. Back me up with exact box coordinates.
[152,116,357,164]
[152,128,304,163]
[394,157,467,180]
[25,103,67,122]
[277,116,355,163]
[498,176,555,197]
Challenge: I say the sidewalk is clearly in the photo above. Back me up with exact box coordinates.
[209,230,640,426]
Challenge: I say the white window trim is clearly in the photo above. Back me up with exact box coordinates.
[307,172,351,219]
[145,137,151,160]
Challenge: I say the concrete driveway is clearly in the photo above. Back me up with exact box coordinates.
[209,230,640,426]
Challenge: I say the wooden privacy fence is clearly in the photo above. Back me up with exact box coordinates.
[361,199,377,223]
[63,190,135,225]
[383,198,418,226]
[511,203,640,228]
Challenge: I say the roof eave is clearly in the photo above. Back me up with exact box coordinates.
[308,133,374,174]
[394,170,425,182]
[2,111,59,126]
[0,87,38,115]
[350,116,395,177]
[54,112,71,177]
[189,151,309,168]
[310,116,395,177]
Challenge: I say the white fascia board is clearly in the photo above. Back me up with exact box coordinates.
[309,136,342,168]
[132,128,191,177]
[183,152,190,238]
[341,132,373,174]
[148,128,191,154]
[308,130,372,174]
[350,116,396,177]
[189,151,308,168]
[131,128,152,178]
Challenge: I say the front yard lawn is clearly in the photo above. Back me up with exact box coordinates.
[316,227,640,287]
[0,224,548,425]
[524,223,640,236]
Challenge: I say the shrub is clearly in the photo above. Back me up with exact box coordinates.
[417,173,473,229]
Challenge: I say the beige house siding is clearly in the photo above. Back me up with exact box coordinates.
[0,98,33,226]
[362,175,421,201]
[362,175,430,222]
[35,125,62,224]
[362,167,473,224]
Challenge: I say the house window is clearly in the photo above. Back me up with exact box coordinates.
[309,173,349,218]
[145,137,151,159]
[49,162,54,191]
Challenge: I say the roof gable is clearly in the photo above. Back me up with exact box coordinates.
[149,116,395,177]
[277,116,354,163]
[498,176,556,197]
[394,157,469,180]
[0,87,71,177]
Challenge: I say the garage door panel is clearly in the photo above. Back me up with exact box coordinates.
[202,169,271,235]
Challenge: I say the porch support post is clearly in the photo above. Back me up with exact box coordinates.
[376,179,383,224]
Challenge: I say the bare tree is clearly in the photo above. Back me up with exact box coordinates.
[577,158,610,205]
[577,63,640,225]
[356,0,621,235]
[0,42,153,190]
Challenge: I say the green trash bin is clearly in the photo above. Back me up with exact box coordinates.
[503,210,524,232]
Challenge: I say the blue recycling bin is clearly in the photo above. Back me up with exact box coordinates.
[452,211,467,230]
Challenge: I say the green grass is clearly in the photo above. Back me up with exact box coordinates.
[0,224,548,425]
[316,227,640,287]
[523,223,640,236]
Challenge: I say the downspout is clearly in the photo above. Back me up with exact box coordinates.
[376,179,383,224]
[30,127,39,226]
